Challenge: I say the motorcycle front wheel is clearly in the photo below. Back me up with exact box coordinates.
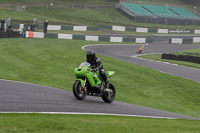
[102,83,116,103]
[73,80,87,100]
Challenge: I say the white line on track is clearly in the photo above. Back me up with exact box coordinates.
[131,53,162,58]
[82,44,132,51]
[82,43,149,51]
[0,112,178,119]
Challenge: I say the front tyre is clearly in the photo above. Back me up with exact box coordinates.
[73,80,87,100]
[102,83,116,103]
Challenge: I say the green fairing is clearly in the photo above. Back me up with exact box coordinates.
[106,71,115,78]
[74,62,114,87]
[75,79,85,87]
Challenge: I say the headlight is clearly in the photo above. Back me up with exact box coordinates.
[87,68,91,72]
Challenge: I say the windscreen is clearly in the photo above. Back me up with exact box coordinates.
[79,62,90,68]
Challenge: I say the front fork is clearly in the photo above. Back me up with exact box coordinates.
[83,78,87,92]
[80,78,87,93]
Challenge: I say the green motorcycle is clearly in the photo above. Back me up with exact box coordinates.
[73,62,116,103]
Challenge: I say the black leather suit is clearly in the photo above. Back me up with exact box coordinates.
[86,57,108,84]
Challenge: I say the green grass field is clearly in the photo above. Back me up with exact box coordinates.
[0,7,62,22]
[0,38,199,118]
[140,49,200,69]
[26,7,132,26]
[1,0,200,132]
[0,113,199,133]
[1,3,200,29]
[0,0,118,4]
[24,7,200,29]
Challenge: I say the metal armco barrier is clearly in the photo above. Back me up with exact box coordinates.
[0,31,20,38]
[161,53,200,64]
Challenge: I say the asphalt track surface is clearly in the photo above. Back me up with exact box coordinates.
[0,79,199,120]
[0,39,200,120]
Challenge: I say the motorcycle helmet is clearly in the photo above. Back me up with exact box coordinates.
[86,51,96,64]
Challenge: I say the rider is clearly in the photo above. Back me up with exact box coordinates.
[86,51,109,88]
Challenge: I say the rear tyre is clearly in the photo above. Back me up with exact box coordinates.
[73,80,87,100]
[102,83,116,103]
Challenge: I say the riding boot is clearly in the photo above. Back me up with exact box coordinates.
[101,73,108,88]
[104,78,109,88]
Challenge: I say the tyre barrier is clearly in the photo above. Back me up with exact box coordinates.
[161,53,200,64]
[0,31,20,38]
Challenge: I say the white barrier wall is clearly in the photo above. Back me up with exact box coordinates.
[110,37,123,42]
[33,32,44,38]
[85,35,99,41]
[112,26,125,31]
[25,32,44,38]
[25,32,152,43]
[193,37,200,43]
[26,31,29,38]
[136,28,148,33]
[157,29,168,34]
[194,30,200,34]
[19,24,24,30]
[136,38,146,43]
[58,34,73,39]
[47,25,61,30]
[73,26,87,31]
[171,38,183,44]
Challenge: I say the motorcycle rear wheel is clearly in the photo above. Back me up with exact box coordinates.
[73,80,87,100]
[102,83,116,103]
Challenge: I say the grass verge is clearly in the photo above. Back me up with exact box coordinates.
[0,113,199,133]
[175,48,200,57]
[0,38,199,118]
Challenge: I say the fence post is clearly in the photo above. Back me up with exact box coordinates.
[44,20,48,33]
[0,19,5,31]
